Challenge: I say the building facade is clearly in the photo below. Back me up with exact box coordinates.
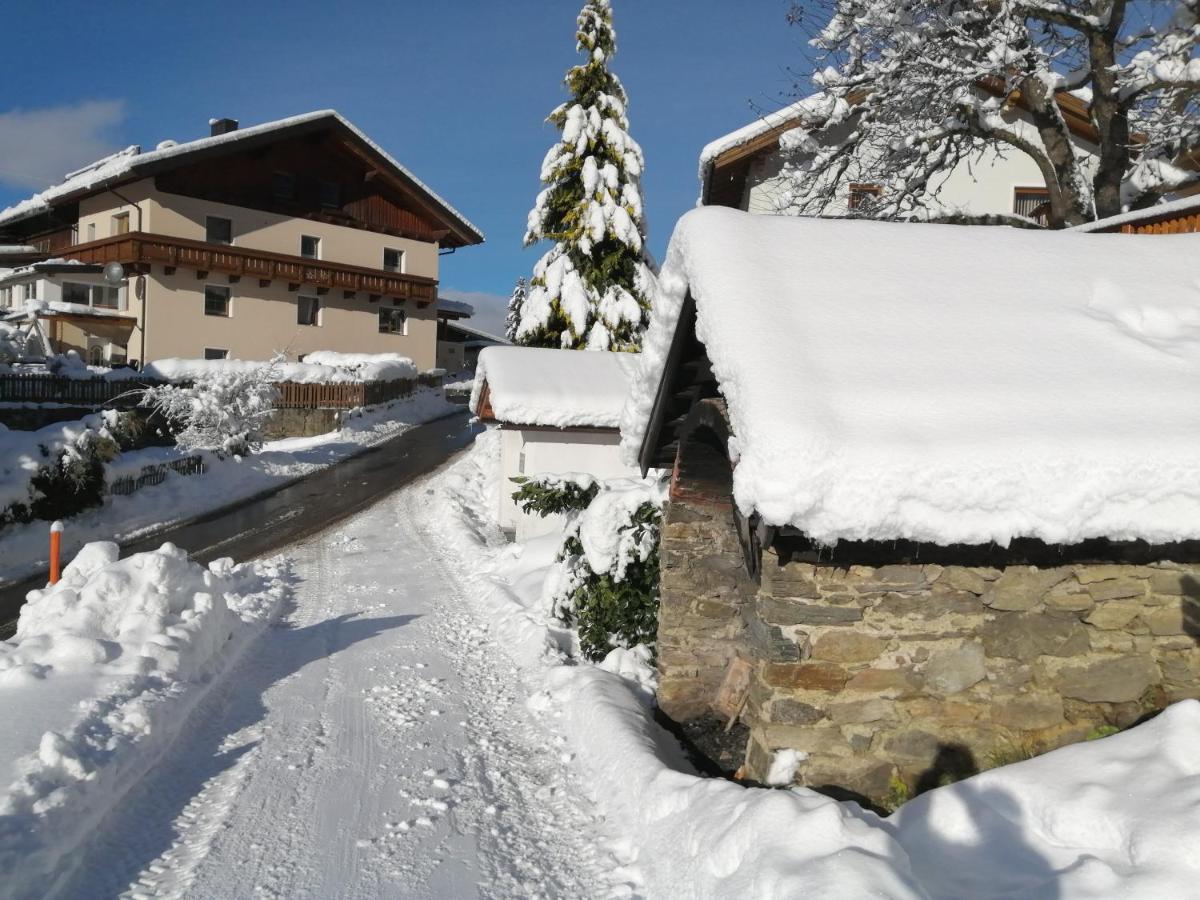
[0,112,483,369]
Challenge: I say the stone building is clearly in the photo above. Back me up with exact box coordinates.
[623,206,1200,808]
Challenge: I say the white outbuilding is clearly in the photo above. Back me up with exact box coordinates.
[470,345,641,540]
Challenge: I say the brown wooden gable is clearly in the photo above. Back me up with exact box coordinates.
[154,129,452,245]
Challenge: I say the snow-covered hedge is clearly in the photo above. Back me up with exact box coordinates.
[0,412,140,530]
[0,542,289,899]
[145,351,417,384]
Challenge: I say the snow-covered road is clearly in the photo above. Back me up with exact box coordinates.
[57,460,616,899]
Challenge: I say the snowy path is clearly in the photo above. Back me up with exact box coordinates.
[59,463,615,899]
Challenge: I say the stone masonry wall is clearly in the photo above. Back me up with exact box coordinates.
[740,550,1200,806]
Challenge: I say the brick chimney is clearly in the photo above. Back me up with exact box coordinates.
[209,118,239,137]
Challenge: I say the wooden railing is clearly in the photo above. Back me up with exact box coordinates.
[53,231,438,304]
[0,372,445,410]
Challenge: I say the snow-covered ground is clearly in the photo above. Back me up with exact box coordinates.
[0,389,455,585]
[4,430,1200,898]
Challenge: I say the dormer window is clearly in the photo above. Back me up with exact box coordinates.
[206,215,233,245]
[272,171,296,201]
[319,180,341,208]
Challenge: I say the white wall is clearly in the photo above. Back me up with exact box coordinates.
[497,426,639,541]
[744,104,1099,220]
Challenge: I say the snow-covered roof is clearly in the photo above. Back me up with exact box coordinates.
[437,297,475,317]
[623,206,1200,547]
[471,346,639,429]
[1072,192,1200,233]
[2,300,136,322]
[445,321,509,345]
[0,111,484,246]
[699,94,829,171]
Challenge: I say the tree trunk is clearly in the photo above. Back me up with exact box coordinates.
[1089,0,1131,220]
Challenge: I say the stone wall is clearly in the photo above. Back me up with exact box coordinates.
[262,406,342,439]
[739,552,1200,806]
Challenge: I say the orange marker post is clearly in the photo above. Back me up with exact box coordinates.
[49,520,64,585]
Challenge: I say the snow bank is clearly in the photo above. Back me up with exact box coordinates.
[0,543,289,899]
[622,206,1200,547]
[145,352,418,384]
[429,435,1200,899]
[470,346,640,428]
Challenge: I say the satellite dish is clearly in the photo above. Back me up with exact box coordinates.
[103,261,125,285]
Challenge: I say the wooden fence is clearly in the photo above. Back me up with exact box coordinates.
[0,372,444,411]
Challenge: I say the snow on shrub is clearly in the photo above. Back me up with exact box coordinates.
[512,472,600,517]
[0,411,141,530]
[0,541,288,898]
[140,360,279,456]
[545,476,666,662]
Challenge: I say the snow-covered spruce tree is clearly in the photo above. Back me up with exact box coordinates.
[781,1,1200,226]
[504,277,527,343]
[518,0,654,351]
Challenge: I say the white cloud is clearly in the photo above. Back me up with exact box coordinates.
[0,100,127,190]
[440,288,511,339]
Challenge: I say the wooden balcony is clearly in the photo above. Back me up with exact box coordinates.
[59,232,438,305]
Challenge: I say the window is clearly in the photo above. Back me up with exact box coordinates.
[62,282,91,305]
[300,235,321,259]
[383,248,404,273]
[0,287,10,307]
[206,216,233,245]
[204,284,231,317]
[111,212,130,235]
[378,307,407,335]
[319,180,341,208]
[1013,187,1051,224]
[204,348,229,360]
[847,183,882,212]
[21,283,36,302]
[87,223,96,242]
[91,285,120,309]
[272,171,296,201]
[297,295,321,326]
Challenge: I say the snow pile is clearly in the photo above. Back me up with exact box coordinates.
[622,206,1200,547]
[0,412,123,514]
[427,433,1200,899]
[0,543,289,899]
[145,352,417,384]
[470,345,640,428]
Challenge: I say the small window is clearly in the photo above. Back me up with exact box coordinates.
[86,222,96,242]
[383,248,404,273]
[0,287,11,307]
[111,212,130,235]
[319,180,341,208]
[272,171,296,201]
[378,307,407,335]
[300,235,320,259]
[206,216,232,245]
[204,284,231,317]
[21,283,37,302]
[62,282,90,305]
[204,348,229,360]
[297,295,321,326]
[91,285,120,309]
[1013,186,1051,224]
[847,183,881,212]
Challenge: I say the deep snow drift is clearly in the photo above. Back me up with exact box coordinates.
[0,543,288,899]
[431,431,1200,898]
[622,207,1200,547]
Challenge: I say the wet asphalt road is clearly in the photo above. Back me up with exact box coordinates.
[0,410,479,636]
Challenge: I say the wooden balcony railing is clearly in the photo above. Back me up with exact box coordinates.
[58,232,438,304]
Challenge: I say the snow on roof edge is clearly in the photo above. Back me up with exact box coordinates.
[1072,192,1200,233]
[0,110,485,244]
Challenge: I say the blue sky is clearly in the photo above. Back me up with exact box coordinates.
[0,1,813,333]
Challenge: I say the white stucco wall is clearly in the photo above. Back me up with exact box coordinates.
[744,105,1099,219]
[497,426,639,541]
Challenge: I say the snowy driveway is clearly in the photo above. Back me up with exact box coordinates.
[56,460,614,898]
